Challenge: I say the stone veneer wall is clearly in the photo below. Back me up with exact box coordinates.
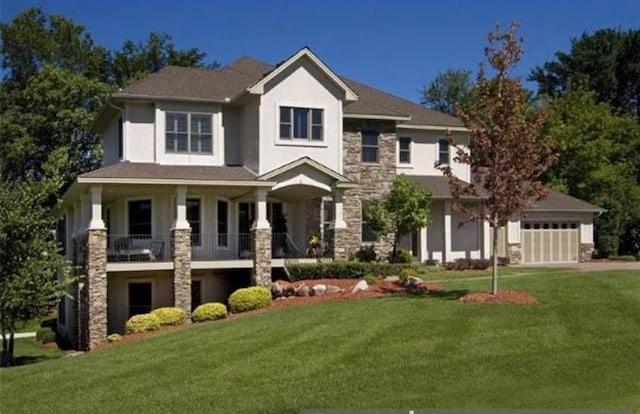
[171,228,192,320]
[507,243,522,265]
[579,243,594,262]
[341,120,397,259]
[304,198,322,242]
[78,229,107,351]
[252,227,272,287]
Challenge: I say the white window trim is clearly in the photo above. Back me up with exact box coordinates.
[274,101,328,147]
[124,196,155,237]
[397,136,413,168]
[126,278,157,316]
[165,111,214,155]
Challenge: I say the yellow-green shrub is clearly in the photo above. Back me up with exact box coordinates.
[107,333,123,343]
[399,267,418,282]
[125,313,161,334]
[150,307,186,326]
[192,302,228,322]
[228,286,272,313]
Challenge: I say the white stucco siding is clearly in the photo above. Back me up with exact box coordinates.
[426,201,444,262]
[125,103,155,163]
[154,102,224,166]
[396,129,470,182]
[102,116,121,166]
[223,108,242,166]
[450,207,481,259]
[259,59,343,175]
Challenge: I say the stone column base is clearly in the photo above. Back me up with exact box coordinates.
[507,243,522,265]
[579,243,594,262]
[78,229,107,351]
[252,227,272,287]
[171,228,192,320]
[332,228,349,260]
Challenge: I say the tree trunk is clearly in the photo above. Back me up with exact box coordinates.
[1,331,13,367]
[492,217,499,295]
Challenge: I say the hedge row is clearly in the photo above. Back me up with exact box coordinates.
[287,262,416,281]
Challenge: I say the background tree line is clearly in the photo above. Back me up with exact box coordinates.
[421,28,640,257]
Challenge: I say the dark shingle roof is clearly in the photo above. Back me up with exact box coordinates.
[406,175,604,211]
[79,162,257,182]
[113,55,463,127]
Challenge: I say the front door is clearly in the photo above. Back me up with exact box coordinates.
[128,282,152,317]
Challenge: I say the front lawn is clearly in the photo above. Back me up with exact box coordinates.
[1,269,638,413]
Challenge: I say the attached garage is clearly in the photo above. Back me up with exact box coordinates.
[521,221,579,264]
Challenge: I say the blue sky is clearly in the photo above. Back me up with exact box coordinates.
[1,0,638,103]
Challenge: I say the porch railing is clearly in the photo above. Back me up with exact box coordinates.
[107,234,171,262]
[272,233,304,258]
[191,234,252,261]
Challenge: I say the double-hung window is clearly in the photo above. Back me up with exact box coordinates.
[438,138,450,164]
[399,137,411,164]
[279,106,323,141]
[361,130,379,163]
[165,112,213,154]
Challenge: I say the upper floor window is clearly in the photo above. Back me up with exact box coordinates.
[128,199,152,236]
[279,106,323,141]
[166,112,213,154]
[361,130,379,163]
[438,138,450,164]
[399,137,411,164]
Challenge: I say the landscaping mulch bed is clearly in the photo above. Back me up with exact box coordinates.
[459,290,538,304]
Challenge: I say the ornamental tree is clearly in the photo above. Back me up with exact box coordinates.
[363,175,432,261]
[438,23,556,294]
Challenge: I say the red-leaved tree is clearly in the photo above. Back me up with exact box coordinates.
[438,23,556,294]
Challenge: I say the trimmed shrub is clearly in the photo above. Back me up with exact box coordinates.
[35,327,53,341]
[229,287,272,313]
[596,235,619,258]
[354,245,378,262]
[192,302,228,322]
[150,307,186,326]
[362,274,378,286]
[107,333,123,343]
[444,258,491,271]
[287,261,416,281]
[125,313,161,334]
[40,330,56,344]
[423,259,439,266]
[389,249,413,264]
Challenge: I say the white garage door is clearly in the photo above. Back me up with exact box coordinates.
[521,222,579,264]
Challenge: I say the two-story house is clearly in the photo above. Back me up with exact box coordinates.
[58,47,602,350]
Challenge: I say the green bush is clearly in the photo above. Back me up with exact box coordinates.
[354,245,378,262]
[107,333,123,343]
[597,235,619,258]
[150,307,186,326]
[41,331,56,344]
[423,259,439,266]
[399,267,418,282]
[229,287,272,313]
[192,302,228,322]
[125,313,161,334]
[287,261,416,281]
[444,258,491,271]
[362,274,378,286]
[35,327,53,341]
[389,249,413,264]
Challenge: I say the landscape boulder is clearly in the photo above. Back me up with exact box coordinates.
[383,276,401,284]
[311,284,327,296]
[326,285,342,294]
[296,285,310,297]
[351,280,368,293]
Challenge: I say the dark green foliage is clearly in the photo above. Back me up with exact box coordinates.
[423,259,439,266]
[443,258,492,271]
[362,275,378,286]
[287,262,415,281]
[389,248,413,264]
[354,245,378,262]
[40,331,56,344]
[35,328,53,342]
[595,235,620,258]
[420,69,473,115]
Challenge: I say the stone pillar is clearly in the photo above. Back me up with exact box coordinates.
[332,227,349,260]
[507,243,522,264]
[506,214,522,264]
[78,228,107,351]
[171,227,192,320]
[579,243,594,262]
[252,227,272,287]
[252,188,272,287]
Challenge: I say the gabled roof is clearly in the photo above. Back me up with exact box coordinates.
[259,156,355,188]
[108,52,463,128]
[247,47,358,101]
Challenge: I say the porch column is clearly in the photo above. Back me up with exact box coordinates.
[171,185,192,320]
[419,226,428,263]
[443,201,452,263]
[482,206,491,260]
[579,217,594,262]
[507,214,522,264]
[78,186,107,350]
[251,188,272,287]
[332,189,349,260]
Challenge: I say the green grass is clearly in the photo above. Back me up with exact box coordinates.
[9,339,64,366]
[1,269,639,413]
